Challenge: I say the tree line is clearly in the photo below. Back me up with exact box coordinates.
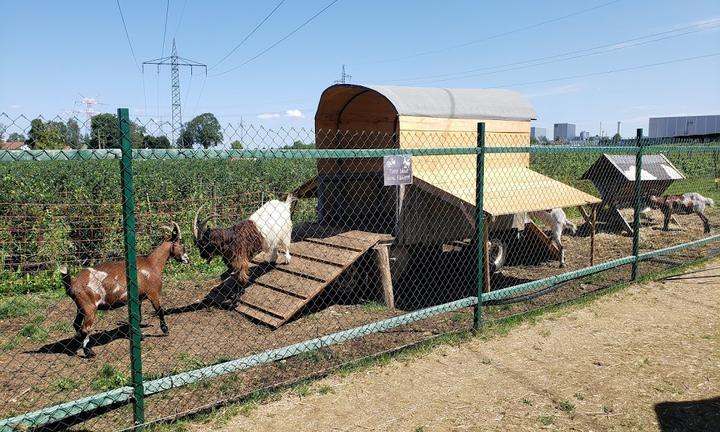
[0,112,229,150]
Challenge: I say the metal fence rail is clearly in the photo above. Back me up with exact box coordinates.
[1,111,719,431]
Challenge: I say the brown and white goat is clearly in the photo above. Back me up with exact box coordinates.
[193,194,294,285]
[648,192,714,234]
[529,208,577,267]
[60,223,189,358]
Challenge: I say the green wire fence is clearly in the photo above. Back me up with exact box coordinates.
[0,111,718,431]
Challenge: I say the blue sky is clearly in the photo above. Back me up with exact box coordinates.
[1,0,719,137]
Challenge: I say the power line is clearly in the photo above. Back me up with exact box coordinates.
[115,0,141,71]
[173,0,189,37]
[212,0,341,77]
[161,0,170,56]
[385,19,720,86]
[191,75,208,118]
[211,0,288,70]
[353,0,623,66]
[487,52,720,89]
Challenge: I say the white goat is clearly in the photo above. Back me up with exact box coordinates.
[529,208,577,267]
[249,195,295,264]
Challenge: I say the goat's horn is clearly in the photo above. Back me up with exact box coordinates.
[172,222,182,240]
[193,204,206,241]
[160,225,173,233]
[200,214,220,230]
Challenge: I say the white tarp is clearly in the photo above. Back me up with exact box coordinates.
[362,85,536,121]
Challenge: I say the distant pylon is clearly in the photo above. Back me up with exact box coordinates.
[171,40,181,144]
[143,39,206,145]
[335,64,352,84]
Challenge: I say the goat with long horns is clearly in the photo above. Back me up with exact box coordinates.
[193,194,295,285]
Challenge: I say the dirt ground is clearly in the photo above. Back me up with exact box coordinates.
[0,209,717,429]
[199,260,720,432]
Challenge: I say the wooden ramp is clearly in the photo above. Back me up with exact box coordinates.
[237,230,392,328]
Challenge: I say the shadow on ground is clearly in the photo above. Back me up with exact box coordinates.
[655,397,720,432]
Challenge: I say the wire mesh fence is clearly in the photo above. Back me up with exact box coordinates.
[0,111,719,430]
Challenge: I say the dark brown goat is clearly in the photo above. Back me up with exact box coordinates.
[192,195,294,285]
[60,223,189,358]
[648,193,714,234]
[192,205,265,284]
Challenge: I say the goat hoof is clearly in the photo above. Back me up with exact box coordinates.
[84,349,96,358]
[160,324,169,335]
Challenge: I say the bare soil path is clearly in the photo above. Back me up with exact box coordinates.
[199,260,720,432]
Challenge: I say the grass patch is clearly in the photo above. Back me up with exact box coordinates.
[294,347,333,365]
[53,377,81,392]
[13,315,50,343]
[539,415,554,426]
[293,381,311,398]
[318,384,334,395]
[176,352,206,370]
[361,301,388,313]
[556,400,576,414]
[91,364,130,391]
[0,296,41,319]
[447,311,467,323]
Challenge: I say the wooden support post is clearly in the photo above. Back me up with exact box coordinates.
[590,204,597,266]
[483,218,491,293]
[373,244,394,309]
[211,184,217,217]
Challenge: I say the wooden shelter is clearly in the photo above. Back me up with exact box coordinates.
[309,84,601,247]
[581,153,685,234]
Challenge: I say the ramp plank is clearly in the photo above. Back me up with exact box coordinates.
[254,272,321,299]
[237,229,392,328]
[237,304,285,328]
[241,286,306,319]
[289,242,359,266]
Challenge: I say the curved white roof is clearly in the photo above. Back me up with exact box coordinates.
[321,84,536,121]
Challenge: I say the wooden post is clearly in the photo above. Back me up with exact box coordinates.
[590,205,597,266]
[483,218,491,293]
[211,184,217,217]
[373,244,394,309]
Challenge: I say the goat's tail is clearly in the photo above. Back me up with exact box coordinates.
[706,197,715,208]
[59,265,73,297]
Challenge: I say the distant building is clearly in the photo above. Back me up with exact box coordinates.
[530,127,546,139]
[579,131,590,140]
[553,123,576,141]
[0,141,28,150]
[649,115,720,138]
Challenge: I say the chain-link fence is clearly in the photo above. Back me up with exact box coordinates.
[1,111,719,430]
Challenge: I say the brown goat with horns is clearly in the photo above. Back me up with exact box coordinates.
[60,223,189,358]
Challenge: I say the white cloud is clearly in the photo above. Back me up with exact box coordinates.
[9,104,21,109]
[285,109,304,118]
[257,112,281,119]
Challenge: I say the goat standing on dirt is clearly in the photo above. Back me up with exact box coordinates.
[648,192,715,234]
[60,223,189,358]
[193,194,294,285]
[530,208,577,268]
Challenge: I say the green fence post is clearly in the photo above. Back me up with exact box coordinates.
[474,122,486,329]
[631,128,644,281]
[118,108,145,427]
